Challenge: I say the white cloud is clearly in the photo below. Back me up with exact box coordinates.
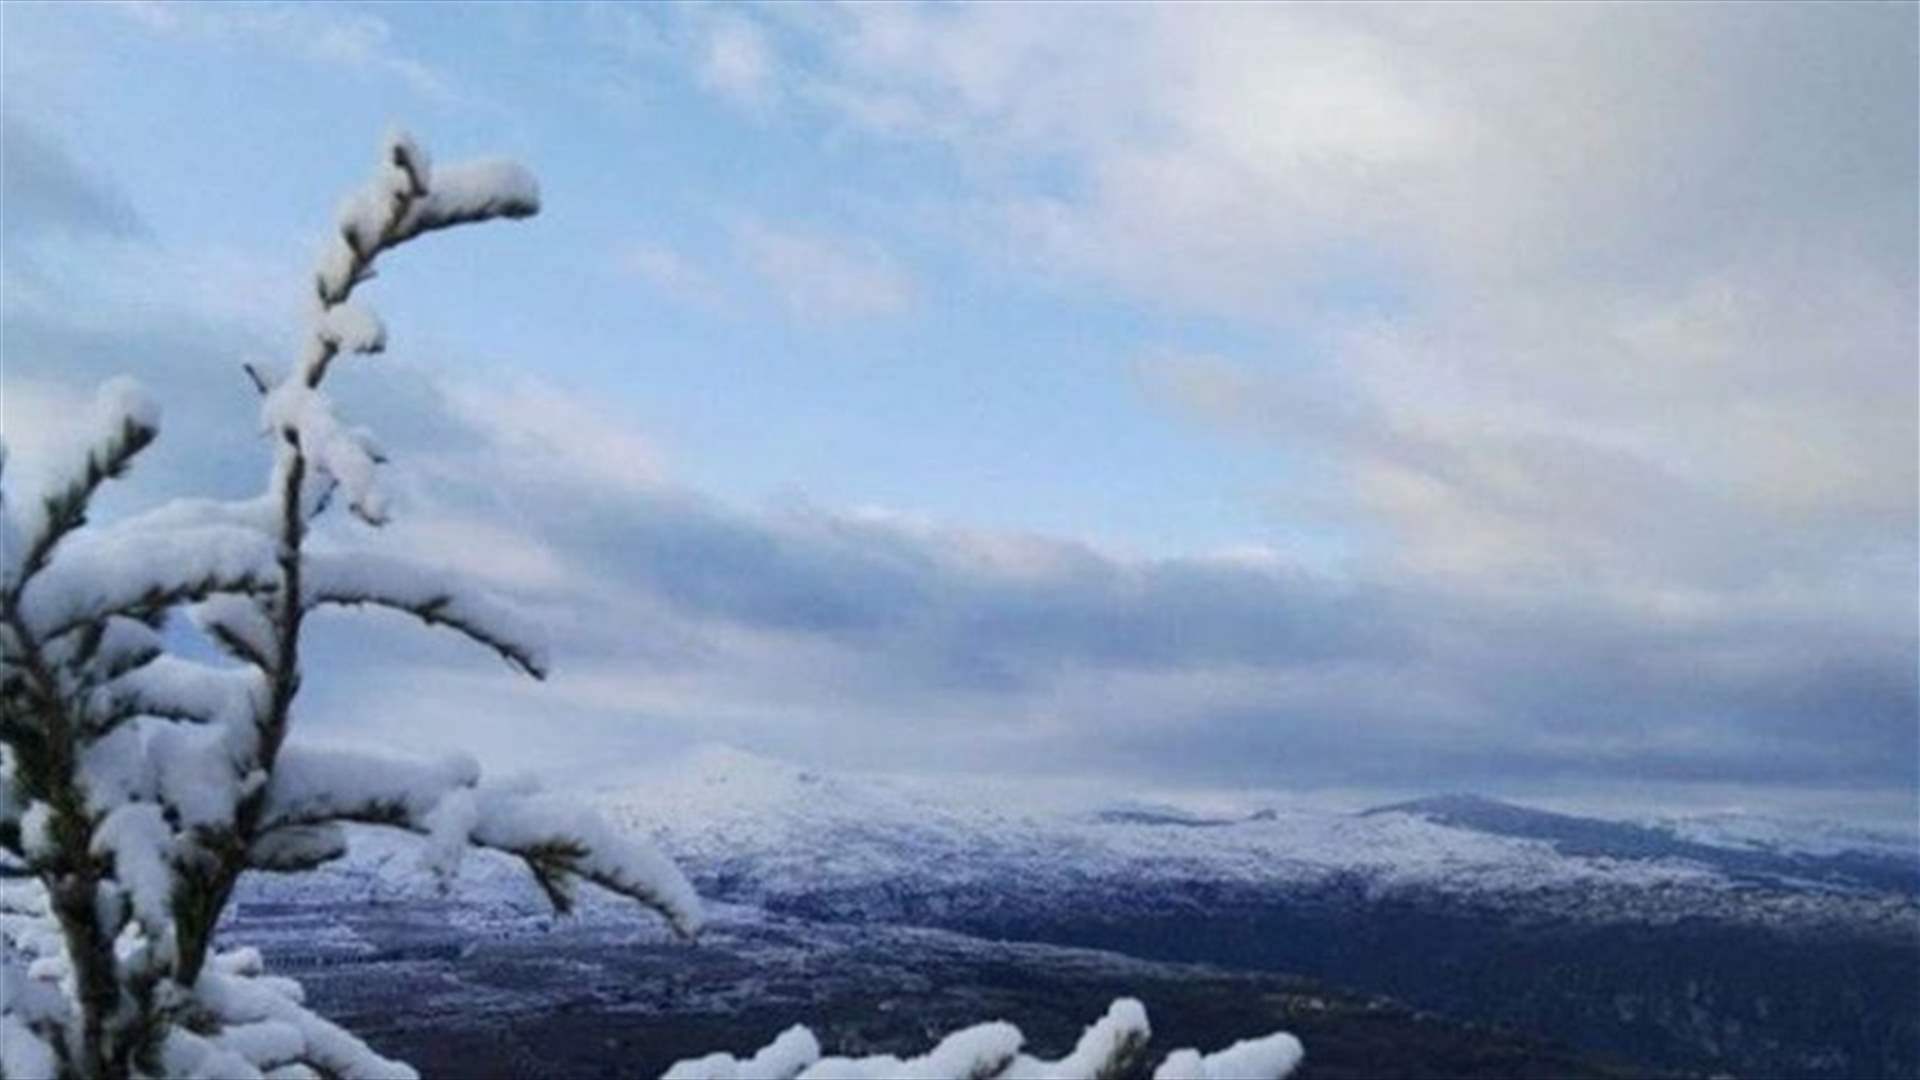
[436,373,666,495]
[731,218,915,321]
[380,509,575,594]
[618,240,726,311]
[112,0,453,101]
[769,4,1913,610]
[696,11,776,110]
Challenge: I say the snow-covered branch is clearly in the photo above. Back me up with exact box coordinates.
[0,130,592,1079]
[1,380,158,595]
[259,746,701,937]
[664,999,1303,1080]
[301,552,548,678]
[19,523,276,643]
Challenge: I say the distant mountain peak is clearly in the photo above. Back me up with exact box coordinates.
[1360,793,1520,818]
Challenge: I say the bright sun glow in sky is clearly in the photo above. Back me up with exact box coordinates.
[3,3,1914,824]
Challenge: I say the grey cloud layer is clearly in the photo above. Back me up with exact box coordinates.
[5,30,1915,815]
[438,453,1915,795]
[2,114,147,244]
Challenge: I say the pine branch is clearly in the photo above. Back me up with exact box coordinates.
[4,404,156,603]
[34,569,275,645]
[302,587,547,679]
[664,1001,1304,1080]
[258,745,701,938]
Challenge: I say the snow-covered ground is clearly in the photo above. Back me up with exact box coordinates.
[218,743,1918,1080]
[239,743,1918,937]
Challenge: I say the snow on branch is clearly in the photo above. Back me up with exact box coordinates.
[314,131,538,312]
[391,160,539,243]
[315,303,386,357]
[465,788,702,936]
[1,378,158,593]
[259,383,388,525]
[301,551,548,678]
[105,656,267,732]
[665,999,1302,1080]
[664,1026,822,1080]
[160,947,418,1080]
[1006,998,1149,1079]
[798,1022,1023,1080]
[17,523,276,641]
[259,745,702,937]
[260,744,479,833]
[1151,1032,1305,1080]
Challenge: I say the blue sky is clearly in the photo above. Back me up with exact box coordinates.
[3,3,1915,824]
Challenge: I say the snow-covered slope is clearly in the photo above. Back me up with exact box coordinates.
[224,745,1918,1080]
[580,746,1916,934]
[238,744,1916,935]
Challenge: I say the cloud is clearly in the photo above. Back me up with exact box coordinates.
[696,11,777,110]
[6,23,1913,820]
[433,374,667,496]
[754,5,1913,629]
[1,113,146,244]
[618,240,726,311]
[111,0,454,101]
[731,218,915,320]
[789,5,1913,301]
[416,459,1915,798]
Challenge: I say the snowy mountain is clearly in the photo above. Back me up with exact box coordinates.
[572,746,1916,933]
[230,746,1920,1078]
[237,743,1917,941]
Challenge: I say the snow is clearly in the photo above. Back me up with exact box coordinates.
[146,719,252,828]
[109,655,267,730]
[0,129,581,1080]
[301,551,549,677]
[468,786,704,937]
[421,788,479,879]
[1007,998,1149,1079]
[96,376,160,437]
[401,159,539,234]
[663,1025,821,1080]
[315,236,358,302]
[18,520,275,637]
[262,745,478,830]
[256,744,703,936]
[192,593,277,667]
[667,1000,1297,1080]
[1,1013,59,1080]
[385,128,431,193]
[18,803,54,862]
[5,378,158,554]
[316,303,386,355]
[77,723,148,814]
[1152,1033,1304,1080]
[169,958,419,1080]
[335,185,394,259]
[248,823,349,873]
[90,802,175,935]
[579,746,1916,937]
[799,1021,1023,1080]
[602,746,1682,898]
[260,383,386,523]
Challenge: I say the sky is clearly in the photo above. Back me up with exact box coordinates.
[2,2,1915,825]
